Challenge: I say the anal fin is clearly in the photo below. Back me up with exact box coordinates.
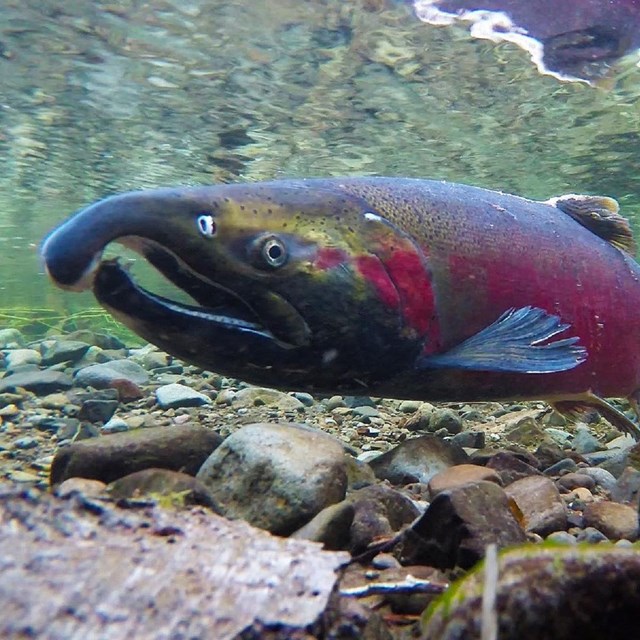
[552,392,640,441]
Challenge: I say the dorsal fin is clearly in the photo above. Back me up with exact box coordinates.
[545,194,637,256]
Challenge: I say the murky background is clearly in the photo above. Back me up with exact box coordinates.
[2,0,640,334]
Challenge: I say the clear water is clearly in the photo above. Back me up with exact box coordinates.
[3,0,640,336]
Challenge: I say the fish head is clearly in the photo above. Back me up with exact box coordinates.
[42,180,435,391]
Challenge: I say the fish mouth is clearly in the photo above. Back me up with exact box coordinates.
[93,238,309,349]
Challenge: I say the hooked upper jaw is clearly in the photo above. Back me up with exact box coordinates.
[40,181,425,390]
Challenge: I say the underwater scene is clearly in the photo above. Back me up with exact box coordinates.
[3,1,640,638]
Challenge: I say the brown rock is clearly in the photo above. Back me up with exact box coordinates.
[108,468,221,512]
[556,472,596,493]
[50,425,223,486]
[486,451,542,485]
[428,463,501,497]
[583,502,639,541]
[55,477,107,499]
[402,481,526,569]
[505,475,567,536]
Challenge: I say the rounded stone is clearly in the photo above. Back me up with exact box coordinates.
[196,422,349,535]
[155,383,212,409]
[583,502,638,541]
[428,463,502,497]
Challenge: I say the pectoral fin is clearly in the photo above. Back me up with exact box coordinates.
[416,306,586,374]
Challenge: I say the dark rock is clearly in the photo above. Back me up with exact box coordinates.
[108,468,220,511]
[64,330,126,350]
[343,396,376,408]
[292,392,314,407]
[291,502,356,550]
[583,502,638,541]
[348,484,420,553]
[71,423,101,442]
[196,423,349,535]
[556,473,596,493]
[352,405,380,419]
[155,383,211,409]
[402,481,526,569]
[429,408,462,434]
[78,398,119,423]
[575,526,609,543]
[0,369,73,394]
[451,430,485,449]
[505,475,567,536]
[428,463,501,497]
[611,467,640,506]
[74,360,149,389]
[50,424,223,485]
[369,435,468,485]
[40,340,91,365]
[422,545,640,639]
[485,451,542,485]
[534,441,570,469]
[544,458,578,476]
[14,437,39,450]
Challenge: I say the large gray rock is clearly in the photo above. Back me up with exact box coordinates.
[74,360,149,389]
[369,435,468,485]
[40,340,91,366]
[0,369,73,394]
[196,423,349,535]
[231,387,305,412]
[50,425,223,485]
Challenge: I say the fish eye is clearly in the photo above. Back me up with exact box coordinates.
[254,235,287,269]
[197,214,216,237]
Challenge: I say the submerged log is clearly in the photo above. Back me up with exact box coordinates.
[0,483,351,639]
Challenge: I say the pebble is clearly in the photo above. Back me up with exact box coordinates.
[545,531,577,545]
[292,392,314,407]
[13,436,39,450]
[429,408,462,434]
[543,458,578,476]
[572,426,603,454]
[4,349,41,369]
[451,431,485,449]
[611,467,640,505]
[398,400,422,413]
[101,417,130,434]
[156,383,212,409]
[324,395,347,410]
[9,470,41,483]
[231,387,305,412]
[544,428,573,447]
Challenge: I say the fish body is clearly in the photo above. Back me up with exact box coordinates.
[41,178,640,434]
